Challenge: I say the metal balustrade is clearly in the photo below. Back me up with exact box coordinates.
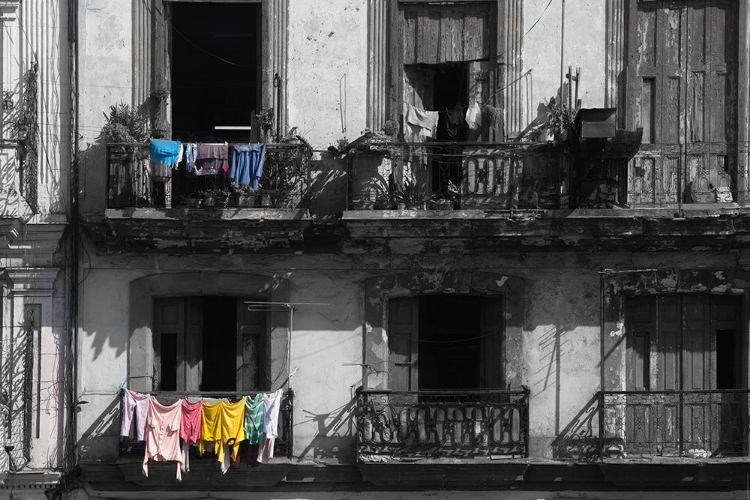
[106,142,311,209]
[356,388,529,460]
[600,390,750,458]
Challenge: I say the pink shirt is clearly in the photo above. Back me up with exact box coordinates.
[142,397,183,480]
[180,400,202,445]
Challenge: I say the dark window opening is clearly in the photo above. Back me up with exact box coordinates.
[717,329,739,390]
[201,297,238,392]
[159,333,177,391]
[418,295,481,390]
[171,2,260,143]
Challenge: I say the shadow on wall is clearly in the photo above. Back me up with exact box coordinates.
[550,394,600,461]
[296,396,357,461]
[76,396,120,462]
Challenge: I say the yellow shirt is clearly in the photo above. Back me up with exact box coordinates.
[220,398,246,461]
[199,399,222,457]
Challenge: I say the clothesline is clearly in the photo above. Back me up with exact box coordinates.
[121,388,286,481]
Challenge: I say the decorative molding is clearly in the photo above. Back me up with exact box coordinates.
[498,0,523,137]
[0,1,20,21]
[6,268,59,297]
[605,0,626,128]
[367,0,388,132]
[262,0,289,136]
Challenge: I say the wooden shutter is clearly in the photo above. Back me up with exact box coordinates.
[467,61,499,142]
[682,295,713,391]
[153,298,185,391]
[626,296,654,391]
[479,297,503,389]
[388,297,419,391]
[184,298,203,392]
[236,298,267,391]
[655,295,681,391]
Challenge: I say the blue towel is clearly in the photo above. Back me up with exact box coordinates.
[228,144,266,188]
[150,139,181,168]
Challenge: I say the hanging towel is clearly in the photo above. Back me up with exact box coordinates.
[195,143,229,176]
[405,104,439,139]
[229,144,266,189]
[465,102,483,130]
[184,143,197,174]
[485,105,505,140]
[258,389,284,464]
[121,389,150,441]
[149,139,181,169]
[142,397,183,481]
[244,394,264,445]
[180,399,202,473]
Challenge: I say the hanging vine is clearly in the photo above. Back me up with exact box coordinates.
[15,61,39,213]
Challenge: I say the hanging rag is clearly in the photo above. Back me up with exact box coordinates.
[445,105,463,139]
[184,143,197,174]
[465,101,483,130]
[121,389,150,441]
[405,104,439,139]
[195,143,229,176]
[258,389,284,464]
[149,139,181,169]
[229,144,266,188]
[180,399,202,473]
[142,397,183,481]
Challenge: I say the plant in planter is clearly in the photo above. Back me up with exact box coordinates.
[227,180,256,207]
[99,103,148,145]
[393,178,431,210]
[546,98,577,142]
[198,188,230,210]
[432,180,459,209]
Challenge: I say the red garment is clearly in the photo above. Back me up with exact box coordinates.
[180,400,202,445]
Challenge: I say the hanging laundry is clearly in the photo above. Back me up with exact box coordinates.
[195,143,229,176]
[465,101,483,130]
[149,139,181,169]
[184,143,197,174]
[485,105,505,141]
[229,144,266,188]
[199,398,222,458]
[142,397,183,481]
[405,104,439,140]
[257,389,284,464]
[244,394,264,445]
[120,389,150,441]
[180,399,202,473]
[218,398,246,473]
[175,143,184,166]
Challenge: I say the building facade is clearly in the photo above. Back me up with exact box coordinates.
[41,0,750,498]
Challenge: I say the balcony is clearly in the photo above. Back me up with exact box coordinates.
[356,388,529,462]
[347,140,746,212]
[600,390,750,459]
[106,142,311,210]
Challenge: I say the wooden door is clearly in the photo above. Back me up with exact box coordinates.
[631,0,738,204]
[153,298,185,391]
[236,298,267,391]
[479,297,503,389]
[184,298,203,392]
[388,297,419,392]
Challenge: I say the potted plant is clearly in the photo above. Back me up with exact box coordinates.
[432,180,459,210]
[198,188,230,210]
[393,178,431,210]
[227,180,256,207]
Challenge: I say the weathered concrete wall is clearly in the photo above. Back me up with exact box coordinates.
[524,0,607,127]
[286,0,368,149]
[77,0,133,215]
[77,248,749,463]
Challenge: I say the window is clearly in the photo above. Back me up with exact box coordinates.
[153,296,267,392]
[628,0,738,203]
[398,2,502,143]
[388,295,503,391]
[170,2,261,143]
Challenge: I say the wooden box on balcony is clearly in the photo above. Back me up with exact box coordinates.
[575,108,616,139]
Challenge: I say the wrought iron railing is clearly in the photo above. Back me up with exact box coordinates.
[349,140,745,210]
[600,390,750,458]
[356,388,530,460]
[119,389,294,460]
[106,142,311,209]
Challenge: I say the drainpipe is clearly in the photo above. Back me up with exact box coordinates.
[65,0,80,477]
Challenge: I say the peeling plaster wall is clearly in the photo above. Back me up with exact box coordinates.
[523,0,606,127]
[286,0,368,149]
